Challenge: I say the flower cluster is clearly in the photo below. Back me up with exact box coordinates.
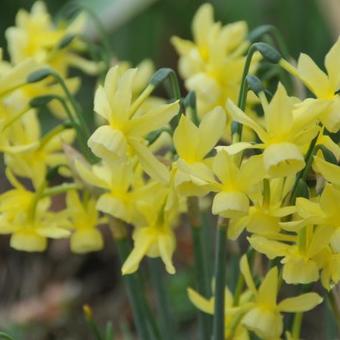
[0,2,339,339]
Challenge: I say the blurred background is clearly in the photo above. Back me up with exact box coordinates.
[0,0,339,339]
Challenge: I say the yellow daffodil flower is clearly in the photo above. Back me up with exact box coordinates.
[122,194,178,275]
[6,1,98,76]
[171,4,257,116]
[211,150,265,219]
[188,285,251,339]
[228,177,296,240]
[285,36,340,132]
[173,106,226,196]
[313,152,340,185]
[66,190,104,253]
[75,158,166,226]
[249,223,334,284]
[88,65,179,183]
[296,184,340,251]
[4,111,74,188]
[240,255,322,339]
[0,170,70,251]
[227,83,327,177]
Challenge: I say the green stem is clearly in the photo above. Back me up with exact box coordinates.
[116,238,153,340]
[232,45,258,139]
[148,258,174,340]
[290,133,319,203]
[212,217,228,340]
[292,312,303,340]
[327,290,340,335]
[188,197,211,340]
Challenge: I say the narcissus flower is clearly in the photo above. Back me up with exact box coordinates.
[88,65,179,182]
[296,184,340,251]
[66,190,104,254]
[188,286,251,339]
[122,195,178,275]
[6,1,98,75]
[5,111,74,188]
[227,83,327,177]
[173,106,226,196]
[211,150,265,219]
[287,36,340,132]
[240,255,322,339]
[171,3,257,116]
[0,170,70,251]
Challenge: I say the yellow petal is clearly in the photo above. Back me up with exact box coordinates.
[173,114,199,161]
[129,101,179,137]
[129,138,170,183]
[297,53,331,97]
[192,3,214,47]
[257,266,278,308]
[94,85,111,121]
[313,154,340,185]
[296,197,326,222]
[265,83,293,136]
[278,293,322,312]
[187,287,214,314]
[226,99,267,142]
[158,230,176,274]
[325,36,340,90]
[197,106,226,159]
[249,236,289,259]
[122,228,154,275]
[240,255,257,295]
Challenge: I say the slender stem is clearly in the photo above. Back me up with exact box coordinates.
[327,290,340,334]
[212,217,228,340]
[188,196,212,340]
[116,238,151,340]
[292,312,303,339]
[148,258,174,340]
[290,133,319,203]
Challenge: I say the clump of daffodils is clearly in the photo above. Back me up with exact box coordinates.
[0,2,339,339]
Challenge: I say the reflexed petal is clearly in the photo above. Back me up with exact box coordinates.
[158,230,176,274]
[212,150,238,184]
[192,3,214,47]
[278,293,322,312]
[297,53,331,97]
[97,194,131,223]
[129,101,179,137]
[129,138,170,183]
[187,288,214,314]
[296,197,326,222]
[37,226,71,238]
[122,227,154,275]
[249,236,289,259]
[226,99,267,142]
[240,255,257,295]
[325,37,340,90]
[197,106,226,159]
[94,85,111,121]
[257,266,278,308]
[265,83,293,136]
[313,154,340,185]
[173,114,199,161]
